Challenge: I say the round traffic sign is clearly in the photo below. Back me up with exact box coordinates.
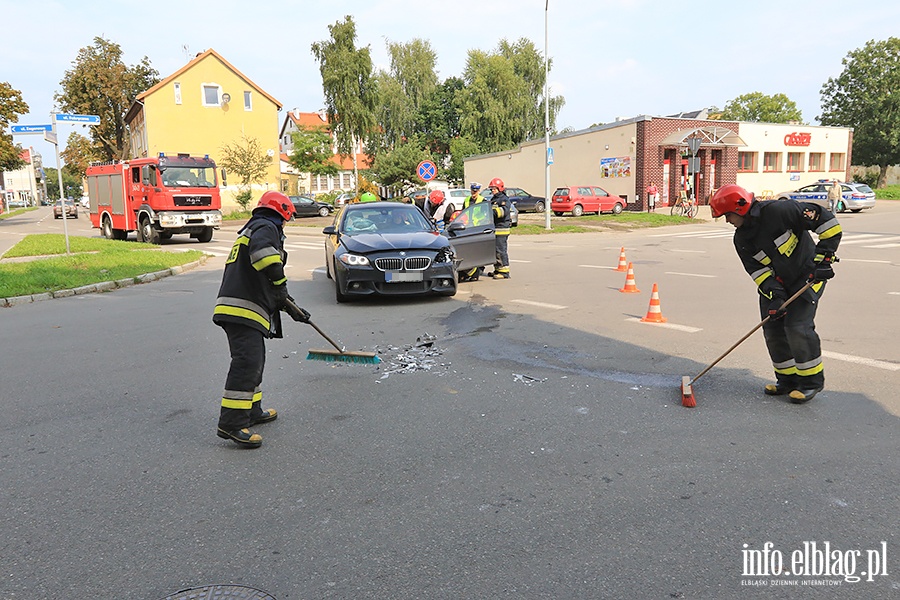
[417,160,437,182]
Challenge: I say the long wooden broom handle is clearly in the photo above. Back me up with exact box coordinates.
[284,297,345,353]
[690,280,815,385]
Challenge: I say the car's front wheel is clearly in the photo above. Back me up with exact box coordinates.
[534,201,545,213]
[612,203,624,215]
[318,206,330,217]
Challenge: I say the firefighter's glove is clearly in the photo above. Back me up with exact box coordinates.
[283,295,311,323]
[767,291,788,321]
[810,255,835,282]
[272,284,289,308]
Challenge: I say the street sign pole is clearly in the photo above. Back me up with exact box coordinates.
[50,115,71,254]
[544,0,552,231]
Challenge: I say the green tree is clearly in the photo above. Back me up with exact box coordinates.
[218,135,272,210]
[60,132,96,178]
[456,38,564,153]
[819,37,900,188]
[445,136,480,184]
[55,37,159,161]
[0,81,29,172]
[44,165,83,199]
[311,16,376,193]
[372,139,433,190]
[720,92,802,123]
[288,125,339,177]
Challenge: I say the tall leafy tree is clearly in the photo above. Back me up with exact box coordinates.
[372,138,433,190]
[819,37,900,188]
[311,16,376,193]
[60,132,95,177]
[44,165,83,199]
[55,37,159,161]
[457,39,564,153]
[219,135,272,210]
[720,92,802,123]
[0,81,29,171]
[288,125,339,177]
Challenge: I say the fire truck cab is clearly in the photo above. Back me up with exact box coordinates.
[87,153,223,244]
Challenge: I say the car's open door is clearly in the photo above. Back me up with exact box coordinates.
[443,202,495,271]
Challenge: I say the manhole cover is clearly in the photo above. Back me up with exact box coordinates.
[161,585,276,600]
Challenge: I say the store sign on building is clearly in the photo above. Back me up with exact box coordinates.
[784,132,811,146]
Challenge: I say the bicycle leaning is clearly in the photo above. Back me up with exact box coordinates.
[670,191,698,218]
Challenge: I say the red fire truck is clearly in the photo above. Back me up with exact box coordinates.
[86,153,223,244]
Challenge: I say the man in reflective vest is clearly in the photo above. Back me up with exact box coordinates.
[711,184,842,403]
[212,191,307,448]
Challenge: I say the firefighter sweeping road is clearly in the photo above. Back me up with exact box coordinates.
[0,203,898,598]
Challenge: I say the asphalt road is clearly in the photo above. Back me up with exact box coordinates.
[1,205,898,599]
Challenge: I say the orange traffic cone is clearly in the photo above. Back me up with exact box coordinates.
[614,247,628,272]
[640,283,668,323]
[619,262,640,293]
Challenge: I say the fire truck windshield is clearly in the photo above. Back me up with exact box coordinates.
[161,167,216,188]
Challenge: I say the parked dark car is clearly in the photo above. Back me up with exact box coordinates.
[323,202,493,303]
[479,190,519,227]
[289,195,334,218]
[504,187,546,213]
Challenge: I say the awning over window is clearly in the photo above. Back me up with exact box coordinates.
[658,126,746,147]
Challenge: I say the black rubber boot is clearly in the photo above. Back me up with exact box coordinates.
[250,408,278,425]
[789,387,824,404]
[216,427,263,448]
[764,383,792,396]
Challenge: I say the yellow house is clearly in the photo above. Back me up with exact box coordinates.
[124,49,282,211]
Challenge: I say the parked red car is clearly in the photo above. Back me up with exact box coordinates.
[551,186,625,216]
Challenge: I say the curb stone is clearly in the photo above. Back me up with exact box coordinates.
[0,255,208,308]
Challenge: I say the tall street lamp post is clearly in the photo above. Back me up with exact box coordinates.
[544,0,552,230]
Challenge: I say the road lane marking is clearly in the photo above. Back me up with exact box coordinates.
[625,317,702,332]
[864,243,900,248]
[512,299,567,310]
[839,258,891,264]
[835,234,889,245]
[668,249,706,253]
[823,351,900,372]
[511,259,531,263]
[664,271,716,278]
[579,264,616,269]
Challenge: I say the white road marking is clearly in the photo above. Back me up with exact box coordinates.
[864,243,900,249]
[579,264,615,269]
[836,234,889,244]
[823,351,900,372]
[668,249,706,253]
[285,243,323,250]
[512,299,567,310]
[664,271,716,278]
[510,259,531,263]
[625,317,702,332]
[309,268,327,273]
[889,292,900,295]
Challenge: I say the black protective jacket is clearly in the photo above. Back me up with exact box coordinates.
[491,190,511,232]
[733,200,841,299]
[213,212,288,338]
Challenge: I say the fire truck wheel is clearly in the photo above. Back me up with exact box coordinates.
[195,227,213,243]
[139,216,161,245]
[102,216,115,240]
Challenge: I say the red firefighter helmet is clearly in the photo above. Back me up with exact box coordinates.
[253,191,294,221]
[489,177,505,192]
[710,184,754,218]
[428,190,445,205]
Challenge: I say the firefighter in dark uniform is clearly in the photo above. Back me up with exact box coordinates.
[212,191,309,448]
[710,184,842,403]
[487,177,511,279]
[458,182,487,282]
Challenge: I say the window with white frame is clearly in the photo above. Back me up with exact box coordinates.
[202,84,221,106]
[244,91,252,111]
[174,82,182,105]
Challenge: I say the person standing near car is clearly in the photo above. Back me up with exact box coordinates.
[710,184,841,404]
[827,180,842,213]
[488,178,511,279]
[212,191,310,448]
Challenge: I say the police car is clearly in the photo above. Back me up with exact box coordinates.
[775,180,876,213]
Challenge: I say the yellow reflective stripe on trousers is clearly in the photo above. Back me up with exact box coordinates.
[796,358,824,376]
[213,305,270,330]
[222,397,254,410]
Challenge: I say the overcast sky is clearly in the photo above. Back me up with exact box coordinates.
[4,0,899,165]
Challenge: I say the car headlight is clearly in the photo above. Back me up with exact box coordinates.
[434,246,455,264]
[339,253,370,266]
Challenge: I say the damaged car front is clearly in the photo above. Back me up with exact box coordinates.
[323,202,459,303]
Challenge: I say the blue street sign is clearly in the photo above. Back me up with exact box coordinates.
[417,160,437,182]
[55,113,101,124]
[547,147,554,165]
[11,124,53,134]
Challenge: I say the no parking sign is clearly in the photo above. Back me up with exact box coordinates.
[417,160,437,182]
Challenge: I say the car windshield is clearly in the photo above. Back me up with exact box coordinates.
[161,167,216,188]
[553,188,569,196]
[341,205,433,234]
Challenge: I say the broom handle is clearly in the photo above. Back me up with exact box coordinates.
[284,297,345,354]
[690,280,815,385]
